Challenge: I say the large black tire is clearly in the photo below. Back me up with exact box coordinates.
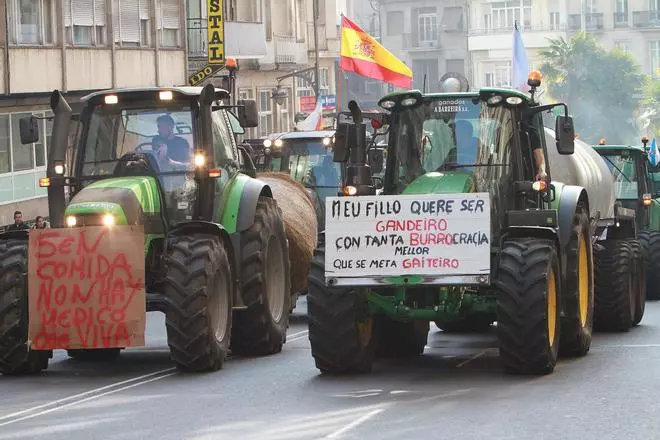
[629,239,646,326]
[0,239,51,375]
[375,317,429,358]
[495,239,561,375]
[559,204,594,357]
[594,240,634,332]
[638,230,660,300]
[230,197,291,356]
[67,348,122,361]
[308,245,375,374]
[163,234,234,372]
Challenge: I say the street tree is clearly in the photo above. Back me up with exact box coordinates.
[539,32,643,145]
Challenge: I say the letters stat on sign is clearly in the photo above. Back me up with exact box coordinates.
[324,193,491,279]
[27,226,147,350]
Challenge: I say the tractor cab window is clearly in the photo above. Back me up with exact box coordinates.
[601,152,639,199]
[391,97,513,193]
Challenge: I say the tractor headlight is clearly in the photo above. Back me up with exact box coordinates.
[194,153,206,167]
[66,215,77,227]
[102,214,115,227]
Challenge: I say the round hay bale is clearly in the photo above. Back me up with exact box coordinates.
[257,172,318,295]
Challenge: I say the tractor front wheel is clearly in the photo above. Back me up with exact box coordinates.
[495,238,561,375]
[0,239,51,375]
[163,234,233,372]
[629,239,646,326]
[308,245,376,374]
[638,230,660,300]
[231,197,291,356]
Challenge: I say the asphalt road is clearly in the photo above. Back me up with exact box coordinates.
[2,298,660,440]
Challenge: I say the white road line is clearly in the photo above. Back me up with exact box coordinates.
[455,350,486,368]
[0,372,176,428]
[324,408,385,439]
[0,367,176,422]
[288,330,309,339]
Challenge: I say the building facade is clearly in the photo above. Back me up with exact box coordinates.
[0,0,187,226]
[467,0,660,89]
[186,0,343,137]
[377,0,470,93]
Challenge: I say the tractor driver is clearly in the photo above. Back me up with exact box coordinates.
[151,114,192,169]
[525,120,548,182]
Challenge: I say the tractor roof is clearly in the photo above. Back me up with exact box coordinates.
[592,144,646,154]
[263,130,335,141]
[81,86,231,103]
[380,87,530,103]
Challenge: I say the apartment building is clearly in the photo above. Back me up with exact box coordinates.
[0,0,187,226]
[468,0,660,89]
[187,0,342,137]
[378,0,469,93]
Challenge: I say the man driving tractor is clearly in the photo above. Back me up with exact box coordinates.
[151,114,192,168]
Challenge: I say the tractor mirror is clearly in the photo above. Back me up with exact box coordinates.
[19,116,39,144]
[333,123,350,162]
[237,99,258,128]
[555,115,575,155]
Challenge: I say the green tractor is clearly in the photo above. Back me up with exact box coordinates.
[307,72,641,376]
[592,139,660,301]
[0,85,293,375]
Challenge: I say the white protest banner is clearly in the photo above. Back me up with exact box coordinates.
[324,193,491,279]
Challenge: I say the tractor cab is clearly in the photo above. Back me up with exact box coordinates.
[593,143,660,230]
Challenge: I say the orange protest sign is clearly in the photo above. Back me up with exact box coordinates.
[28,226,146,350]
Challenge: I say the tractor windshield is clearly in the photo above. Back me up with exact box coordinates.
[388,96,514,192]
[80,103,194,177]
[600,153,638,199]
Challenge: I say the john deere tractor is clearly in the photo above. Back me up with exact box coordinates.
[307,72,641,376]
[0,85,293,375]
[592,139,660,301]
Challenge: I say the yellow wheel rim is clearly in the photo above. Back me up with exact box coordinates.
[547,268,557,347]
[578,235,589,327]
[357,318,373,348]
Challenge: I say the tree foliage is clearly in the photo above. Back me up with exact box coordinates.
[539,32,643,145]
[639,77,660,139]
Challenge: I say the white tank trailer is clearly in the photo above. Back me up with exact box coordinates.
[544,127,616,220]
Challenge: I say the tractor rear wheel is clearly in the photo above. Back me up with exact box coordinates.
[0,239,51,375]
[629,239,646,326]
[495,238,561,375]
[559,204,594,357]
[231,197,291,356]
[594,240,634,332]
[308,244,375,374]
[375,317,429,358]
[164,234,233,372]
[638,230,660,300]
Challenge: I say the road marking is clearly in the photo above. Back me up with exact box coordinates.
[0,370,175,427]
[455,350,487,368]
[323,408,385,439]
[597,344,660,348]
[287,330,309,342]
[0,367,175,423]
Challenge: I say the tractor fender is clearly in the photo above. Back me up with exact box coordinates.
[557,185,589,252]
[168,221,238,289]
[499,225,562,282]
[235,177,273,233]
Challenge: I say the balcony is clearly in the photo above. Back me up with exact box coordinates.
[186,18,267,61]
[402,33,441,51]
[633,10,660,29]
[274,34,307,64]
[568,13,604,31]
[613,12,629,28]
[468,24,565,36]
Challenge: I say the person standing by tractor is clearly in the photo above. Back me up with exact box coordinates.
[6,210,29,231]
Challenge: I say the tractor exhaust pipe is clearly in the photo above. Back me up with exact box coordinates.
[343,101,374,196]
[48,90,72,228]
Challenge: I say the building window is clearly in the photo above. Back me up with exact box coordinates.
[158,0,181,47]
[485,63,512,88]
[114,0,151,47]
[418,13,437,44]
[278,88,291,132]
[258,89,273,137]
[489,1,531,30]
[615,0,628,24]
[64,0,107,46]
[549,12,560,30]
[650,41,660,77]
[9,0,56,45]
[319,68,330,96]
[615,40,631,53]
[0,116,10,175]
[484,72,494,87]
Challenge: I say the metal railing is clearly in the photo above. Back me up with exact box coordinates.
[274,33,298,64]
[468,24,565,35]
[568,13,604,30]
[613,12,629,27]
[633,10,660,28]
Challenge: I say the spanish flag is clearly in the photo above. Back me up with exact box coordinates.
[340,15,412,89]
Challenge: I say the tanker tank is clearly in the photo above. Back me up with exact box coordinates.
[544,127,616,220]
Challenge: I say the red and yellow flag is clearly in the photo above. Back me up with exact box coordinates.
[340,15,412,89]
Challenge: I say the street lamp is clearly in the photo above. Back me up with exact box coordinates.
[272,84,287,106]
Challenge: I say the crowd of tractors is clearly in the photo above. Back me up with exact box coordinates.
[0,71,659,378]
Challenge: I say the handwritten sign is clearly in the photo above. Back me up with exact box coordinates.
[324,194,491,279]
[28,226,146,350]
